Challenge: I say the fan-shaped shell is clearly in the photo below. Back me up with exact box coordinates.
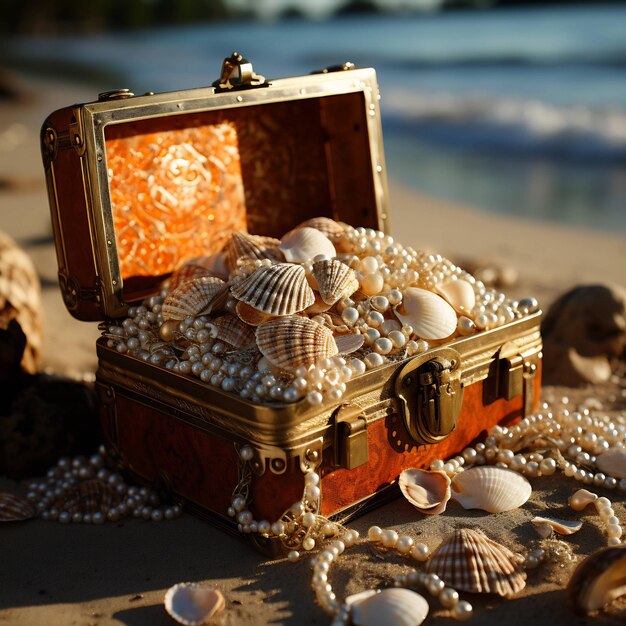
[399,469,451,515]
[224,231,284,269]
[596,448,626,479]
[162,277,228,322]
[394,288,457,341]
[334,333,365,354]
[279,227,336,263]
[532,516,582,539]
[256,316,338,372]
[436,279,475,315]
[350,588,429,626]
[312,259,359,305]
[426,528,526,597]
[450,466,531,513]
[164,583,225,626]
[211,314,256,349]
[235,300,274,326]
[0,493,36,521]
[186,252,229,280]
[54,480,118,515]
[294,217,349,242]
[231,263,315,316]
[167,264,213,292]
[306,293,333,315]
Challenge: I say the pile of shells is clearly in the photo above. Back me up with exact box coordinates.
[103,217,538,407]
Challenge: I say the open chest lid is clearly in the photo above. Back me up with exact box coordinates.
[41,54,389,321]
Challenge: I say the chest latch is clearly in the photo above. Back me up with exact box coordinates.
[213,52,268,92]
[395,348,464,445]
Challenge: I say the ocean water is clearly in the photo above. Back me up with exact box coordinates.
[8,5,626,231]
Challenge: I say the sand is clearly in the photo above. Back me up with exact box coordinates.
[0,71,625,626]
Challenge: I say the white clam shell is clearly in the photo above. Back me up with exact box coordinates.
[450,466,532,513]
[596,448,626,479]
[399,468,451,515]
[279,227,336,263]
[164,583,225,626]
[351,588,429,626]
[532,516,583,539]
[394,288,457,341]
[436,279,475,315]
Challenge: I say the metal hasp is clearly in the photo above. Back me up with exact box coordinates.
[395,348,464,445]
[213,52,268,91]
[333,404,368,470]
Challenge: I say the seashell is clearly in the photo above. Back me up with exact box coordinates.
[211,314,256,349]
[426,528,526,597]
[187,252,229,280]
[231,263,315,316]
[256,316,337,372]
[312,259,359,305]
[310,312,352,335]
[223,231,283,269]
[54,480,118,515]
[164,583,226,626]
[351,588,429,626]
[294,217,349,242]
[399,468,451,515]
[450,466,531,513]
[596,448,626,480]
[0,492,36,521]
[279,227,336,263]
[167,264,213,292]
[334,333,365,355]
[567,545,626,614]
[568,488,598,511]
[436,279,475,315]
[235,300,274,326]
[306,293,333,315]
[531,516,583,539]
[394,288,457,341]
[162,277,228,322]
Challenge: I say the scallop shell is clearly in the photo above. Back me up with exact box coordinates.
[394,288,457,341]
[211,314,256,349]
[187,252,229,280]
[256,316,338,372]
[231,263,315,316]
[279,227,336,263]
[596,448,626,480]
[294,217,349,242]
[567,544,626,614]
[450,466,531,513]
[351,588,429,626]
[532,516,583,539]
[0,492,36,521]
[569,488,599,512]
[223,232,283,269]
[164,583,225,626]
[306,293,333,315]
[334,333,365,355]
[235,301,274,326]
[399,469,451,515]
[167,264,214,292]
[426,528,526,597]
[436,279,475,315]
[162,277,228,322]
[312,259,359,305]
[54,480,118,515]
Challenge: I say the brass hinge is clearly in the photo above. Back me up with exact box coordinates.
[69,107,86,156]
[333,404,368,470]
[212,52,268,92]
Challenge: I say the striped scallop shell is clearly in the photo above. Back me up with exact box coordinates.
[394,288,458,341]
[450,466,531,513]
[211,314,256,349]
[54,480,119,515]
[426,528,526,597]
[256,316,338,372]
[0,492,36,521]
[167,264,214,292]
[224,232,283,269]
[312,259,359,305]
[235,301,274,326]
[294,217,349,242]
[279,227,336,263]
[231,263,315,316]
[162,277,228,322]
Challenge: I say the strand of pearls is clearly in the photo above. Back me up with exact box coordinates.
[25,446,182,524]
[569,490,624,547]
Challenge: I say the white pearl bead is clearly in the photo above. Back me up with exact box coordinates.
[453,600,473,620]
[271,522,285,536]
[381,529,399,548]
[373,337,393,355]
[608,537,622,546]
[607,524,622,539]
[396,535,415,554]
[302,512,316,528]
[439,587,459,608]
[368,525,383,541]
[287,550,300,562]
[410,543,430,561]
[302,537,316,551]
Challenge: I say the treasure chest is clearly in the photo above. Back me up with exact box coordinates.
[41,54,542,550]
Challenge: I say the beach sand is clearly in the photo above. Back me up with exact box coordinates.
[0,72,625,626]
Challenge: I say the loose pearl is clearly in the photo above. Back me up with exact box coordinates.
[288,550,300,562]
[341,307,359,326]
[373,337,393,355]
[360,272,384,296]
[303,537,316,551]
[364,352,384,369]
[453,600,473,620]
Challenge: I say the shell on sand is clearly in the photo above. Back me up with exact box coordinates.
[426,528,526,597]
[334,333,365,355]
[399,468,451,515]
[235,300,274,326]
[350,588,429,626]
[162,277,228,321]
[294,217,349,242]
[596,448,626,480]
[394,288,457,341]
[436,279,476,315]
[256,316,337,372]
[164,583,226,626]
[167,264,213,292]
[312,259,359,305]
[223,231,284,269]
[532,516,583,539]
[450,466,531,513]
[211,314,256,349]
[279,227,336,263]
[0,492,36,521]
[569,489,599,512]
[231,263,315,316]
